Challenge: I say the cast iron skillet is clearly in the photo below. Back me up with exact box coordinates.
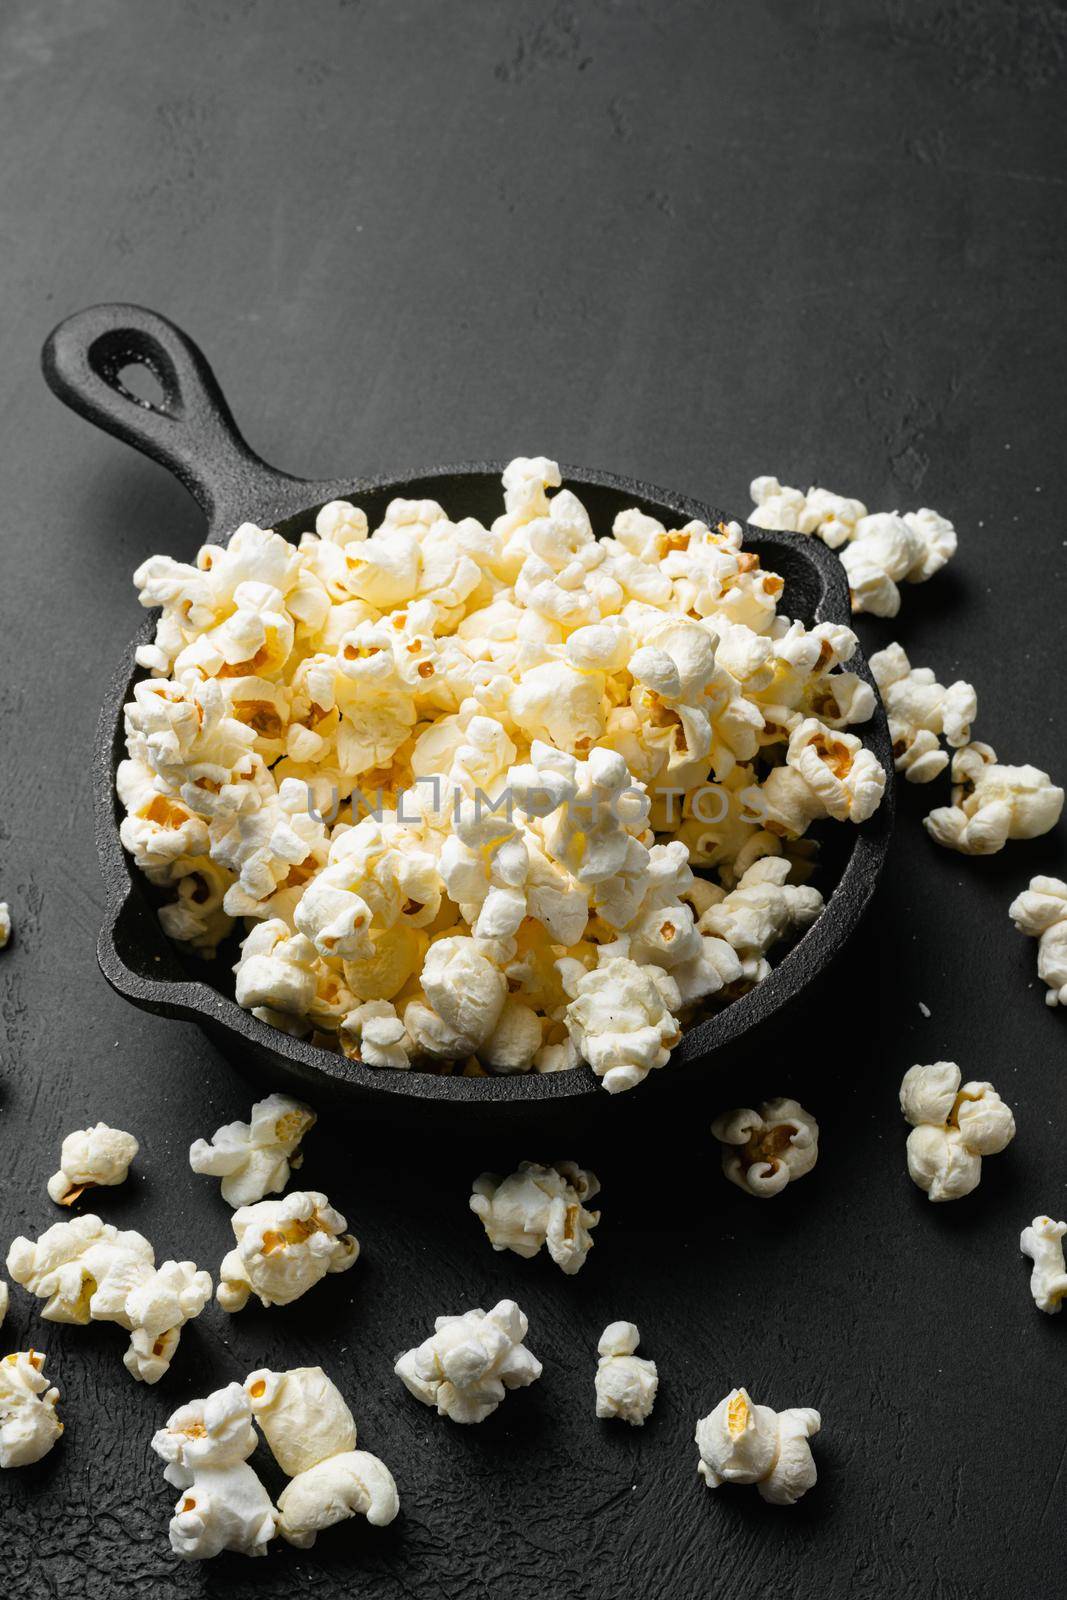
[42,303,894,1124]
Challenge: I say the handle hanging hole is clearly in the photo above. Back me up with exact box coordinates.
[88,328,184,419]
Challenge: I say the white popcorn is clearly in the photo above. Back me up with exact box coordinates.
[925,743,1064,855]
[749,477,867,549]
[232,919,321,1016]
[869,642,977,783]
[1009,876,1067,1006]
[244,1366,356,1476]
[403,934,507,1058]
[695,1388,820,1505]
[699,856,823,964]
[216,1191,359,1312]
[277,1451,400,1547]
[0,1282,7,1328]
[6,1214,210,1383]
[46,1122,139,1206]
[189,1093,316,1208]
[594,1322,658,1425]
[0,902,10,948]
[785,717,887,824]
[899,1062,1015,1202]
[151,1382,278,1560]
[395,1298,542,1424]
[562,958,682,1095]
[470,1161,600,1275]
[1020,1217,1067,1314]
[0,1351,63,1468]
[340,999,414,1069]
[712,1098,819,1197]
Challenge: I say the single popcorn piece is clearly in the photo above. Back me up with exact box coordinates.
[711,1098,819,1197]
[0,902,10,949]
[189,1093,316,1208]
[562,958,682,1095]
[869,643,977,783]
[695,1388,820,1506]
[6,1214,210,1383]
[244,1366,356,1477]
[0,1282,7,1329]
[925,742,1064,855]
[1020,1217,1067,1314]
[395,1298,542,1424]
[899,1062,1015,1202]
[46,1121,139,1206]
[470,1161,601,1275]
[276,1451,400,1548]
[1009,876,1067,1007]
[216,1191,359,1312]
[0,1351,63,1468]
[594,1322,658,1425]
[151,1382,278,1560]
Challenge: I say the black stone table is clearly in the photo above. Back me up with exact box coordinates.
[0,3,1063,1596]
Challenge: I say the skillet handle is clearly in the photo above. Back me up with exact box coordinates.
[42,302,305,530]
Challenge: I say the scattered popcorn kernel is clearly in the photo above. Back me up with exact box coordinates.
[244,1366,356,1477]
[151,1382,277,1559]
[1009,876,1067,1006]
[395,1298,542,1424]
[277,1451,399,1547]
[594,1321,658,1425]
[46,1121,139,1206]
[0,1351,63,1468]
[695,1387,820,1505]
[6,1214,210,1383]
[470,1160,600,1275]
[1020,1217,1067,1314]
[189,1093,316,1208]
[711,1098,819,1197]
[0,1282,7,1329]
[899,1062,1015,1202]
[0,903,10,949]
[216,1190,358,1312]
[869,643,977,783]
[925,742,1063,855]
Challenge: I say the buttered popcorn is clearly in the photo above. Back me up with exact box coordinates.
[5,1215,210,1383]
[395,1298,542,1424]
[899,1062,1015,1202]
[749,476,957,617]
[0,1352,63,1468]
[470,1161,600,1274]
[1009,876,1067,1006]
[695,1387,821,1506]
[120,459,887,1091]
[47,1121,139,1206]
[711,1098,819,1198]
[216,1190,359,1312]
[189,1093,316,1207]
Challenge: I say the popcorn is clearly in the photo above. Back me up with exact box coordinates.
[0,1282,7,1328]
[711,1098,819,1198]
[216,1191,359,1312]
[0,1352,63,1468]
[925,743,1063,855]
[151,1382,277,1560]
[46,1122,139,1206]
[594,1322,658,1425]
[189,1093,316,1208]
[695,1388,820,1505]
[1009,876,1067,1006]
[123,459,887,1090]
[749,477,866,549]
[899,1062,1015,1202]
[244,1366,356,1476]
[6,1214,210,1382]
[395,1299,542,1423]
[470,1161,600,1274]
[1020,1217,1067,1314]
[0,902,10,948]
[870,643,977,783]
[277,1452,400,1547]
[699,857,823,967]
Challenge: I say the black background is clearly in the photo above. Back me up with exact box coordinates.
[1,3,1065,1597]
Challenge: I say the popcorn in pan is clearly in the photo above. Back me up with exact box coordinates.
[594,1322,658,1425]
[0,1351,63,1468]
[695,1387,820,1505]
[6,1215,210,1383]
[899,1062,1015,1202]
[46,1122,139,1206]
[1020,1217,1067,1314]
[470,1161,600,1275]
[189,1092,316,1208]
[1008,876,1067,1006]
[216,1191,359,1312]
[395,1299,542,1424]
[711,1098,819,1198]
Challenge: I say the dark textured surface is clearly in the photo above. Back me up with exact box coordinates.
[0,1,1065,1595]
